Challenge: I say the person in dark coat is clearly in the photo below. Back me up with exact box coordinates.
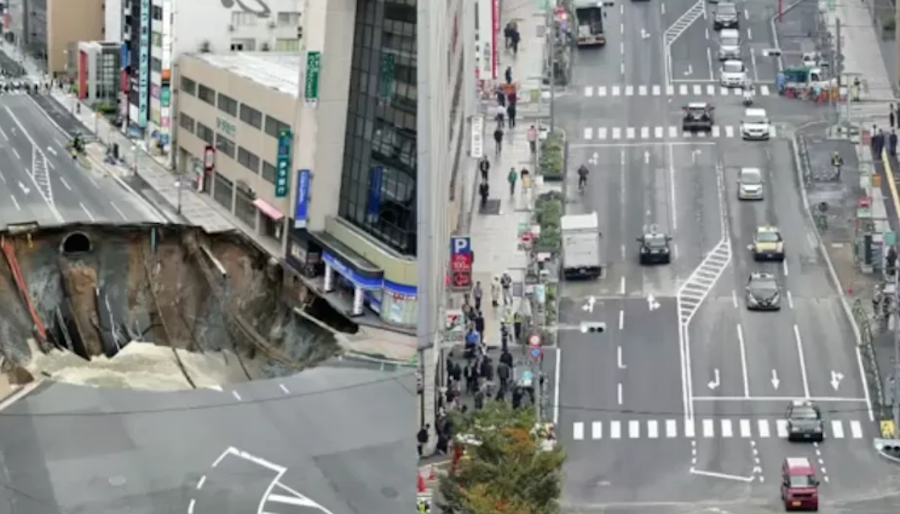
[494,126,504,155]
[498,361,510,390]
[507,103,517,129]
[504,66,512,84]
[479,156,490,182]
[474,388,485,409]
[479,181,490,209]
[474,312,485,342]
[464,363,475,394]
[417,424,430,457]
[500,350,513,368]
[890,130,898,157]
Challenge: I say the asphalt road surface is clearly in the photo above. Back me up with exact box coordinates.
[0,365,414,514]
[0,94,161,227]
[556,0,899,510]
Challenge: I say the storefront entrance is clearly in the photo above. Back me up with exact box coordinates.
[322,251,384,317]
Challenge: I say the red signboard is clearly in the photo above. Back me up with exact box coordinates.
[450,252,472,288]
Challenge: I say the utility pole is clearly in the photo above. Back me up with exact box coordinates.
[545,3,557,131]
[835,18,842,89]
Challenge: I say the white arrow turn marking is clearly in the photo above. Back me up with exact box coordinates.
[582,296,596,312]
[17,181,29,195]
[647,294,660,311]
[830,370,844,391]
[771,369,780,390]
[708,368,720,390]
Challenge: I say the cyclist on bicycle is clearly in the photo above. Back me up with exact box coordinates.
[577,164,589,190]
[831,151,843,176]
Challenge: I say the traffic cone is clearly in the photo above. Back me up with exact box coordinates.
[417,471,427,493]
[428,464,436,480]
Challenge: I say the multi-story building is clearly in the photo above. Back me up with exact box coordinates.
[117,0,303,162]
[4,0,105,75]
[75,41,122,107]
[172,0,470,336]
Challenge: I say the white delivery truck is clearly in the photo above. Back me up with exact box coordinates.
[561,212,603,280]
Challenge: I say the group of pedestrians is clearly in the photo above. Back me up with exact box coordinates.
[870,125,899,158]
[477,155,535,210]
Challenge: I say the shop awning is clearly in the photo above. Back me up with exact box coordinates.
[253,198,284,221]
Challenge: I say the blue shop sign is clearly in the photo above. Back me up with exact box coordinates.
[383,279,417,296]
[323,252,383,289]
[294,169,310,229]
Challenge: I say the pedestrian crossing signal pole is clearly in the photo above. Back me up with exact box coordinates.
[777,0,783,23]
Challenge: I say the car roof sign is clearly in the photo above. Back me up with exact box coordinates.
[785,457,814,473]
[687,102,708,109]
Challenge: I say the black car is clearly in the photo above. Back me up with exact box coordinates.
[786,401,824,441]
[637,232,672,264]
[682,103,714,132]
[713,2,739,29]
[745,272,781,310]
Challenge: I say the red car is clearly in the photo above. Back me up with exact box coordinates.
[781,457,819,511]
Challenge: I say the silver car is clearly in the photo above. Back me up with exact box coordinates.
[738,167,763,200]
[718,29,741,60]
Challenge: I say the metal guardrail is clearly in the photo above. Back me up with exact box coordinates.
[853,299,891,421]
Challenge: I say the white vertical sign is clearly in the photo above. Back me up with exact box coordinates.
[470,115,484,159]
[475,0,494,80]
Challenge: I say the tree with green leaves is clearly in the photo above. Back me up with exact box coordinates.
[438,401,565,514]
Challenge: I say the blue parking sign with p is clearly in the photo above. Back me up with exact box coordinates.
[451,236,472,256]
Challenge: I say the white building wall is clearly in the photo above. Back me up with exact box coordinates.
[104,0,124,42]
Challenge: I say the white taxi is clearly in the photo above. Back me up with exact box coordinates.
[740,108,771,140]
[720,60,746,88]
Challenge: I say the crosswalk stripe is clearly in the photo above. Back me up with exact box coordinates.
[666,419,677,438]
[584,86,594,97]
[720,87,728,96]
[850,420,863,439]
[626,127,636,139]
[679,84,688,95]
[592,421,603,439]
[711,126,720,138]
[685,419,696,438]
[667,85,675,96]
[640,126,649,138]
[758,419,771,438]
[693,84,702,95]
[831,420,844,439]
[725,125,735,138]
[703,419,714,438]
[610,420,622,439]
[668,126,678,138]
[652,85,661,96]
[629,420,640,439]
[598,127,608,140]
[638,85,647,96]
[654,126,663,138]
[612,127,621,139]
[721,419,734,438]
[740,419,752,438]
[625,85,634,96]
[760,85,770,96]
[612,85,621,97]
[647,420,659,438]
[776,419,789,438]
[573,422,584,440]
[584,127,593,140]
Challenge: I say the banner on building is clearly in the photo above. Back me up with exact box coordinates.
[294,169,310,229]
[475,0,495,80]
[275,129,292,197]
[450,236,473,290]
[138,0,151,127]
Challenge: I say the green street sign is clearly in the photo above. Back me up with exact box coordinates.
[304,50,321,103]
[379,51,395,99]
[538,0,551,9]
[275,129,292,198]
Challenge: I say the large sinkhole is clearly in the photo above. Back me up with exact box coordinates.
[0,226,346,391]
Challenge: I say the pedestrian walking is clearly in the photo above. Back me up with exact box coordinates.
[417,424,430,457]
[494,126,504,155]
[510,28,520,55]
[504,22,514,49]
[520,168,531,193]
[507,103,517,129]
[479,156,490,182]
[507,167,517,196]
[479,180,490,209]
[891,104,896,129]
[875,128,885,157]
[507,88,517,106]
[500,272,512,305]
[473,281,484,310]
[891,129,898,157]
[474,311,485,343]
[513,311,523,342]
[495,103,506,127]
[491,275,501,307]
[527,125,538,154]
[495,87,506,107]
[504,66,512,84]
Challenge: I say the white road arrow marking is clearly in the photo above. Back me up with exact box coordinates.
[17,181,29,195]
[684,64,693,76]
[771,369,780,390]
[617,346,627,369]
[47,146,56,156]
[691,149,702,163]
[831,370,844,391]
[644,151,650,164]
[589,152,599,165]
[582,296,596,312]
[647,294,660,311]
[641,28,650,39]
[708,368,720,390]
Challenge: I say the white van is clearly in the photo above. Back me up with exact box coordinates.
[718,28,741,60]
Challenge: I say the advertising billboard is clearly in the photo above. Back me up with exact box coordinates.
[138,0,151,127]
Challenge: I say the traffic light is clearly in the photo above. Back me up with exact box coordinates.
[580,322,606,334]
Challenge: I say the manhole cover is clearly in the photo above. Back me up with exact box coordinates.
[480,199,501,215]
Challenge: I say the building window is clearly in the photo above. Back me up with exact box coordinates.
[181,76,196,96]
[276,12,301,25]
[217,94,238,117]
[274,39,300,52]
[215,134,236,159]
[235,186,256,227]
[179,113,195,133]
[151,5,163,20]
[214,172,234,212]
[151,32,162,47]
[262,161,276,184]
[151,57,162,72]
[264,115,289,138]
[232,11,257,26]
[198,84,216,106]
[237,147,260,173]
[195,122,214,145]
[239,104,263,129]
[230,39,256,51]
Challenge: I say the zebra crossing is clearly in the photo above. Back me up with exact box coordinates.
[583,84,773,98]
[581,125,777,141]
[571,418,866,441]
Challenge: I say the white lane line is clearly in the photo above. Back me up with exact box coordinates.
[279,383,290,394]
[794,324,811,398]
[619,310,624,330]
[617,346,626,369]
[667,143,677,230]
[47,146,56,156]
[79,202,96,222]
[10,195,20,211]
[661,2,666,14]
[187,498,196,514]
[110,201,127,220]
[0,170,5,183]
[573,422,584,440]
[617,383,623,405]
[47,160,55,170]
[747,27,753,40]
[855,346,874,421]
[744,8,750,19]
[783,259,789,276]
[620,276,626,294]
[11,148,20,160]
[232,390,242,401]
[737,324,750,397]
[59,176,72,191]
[196,475,207,490]
[787,290,794,309]
[0,127,6,140]
[732,289,738,308]
[553,347,561,424]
